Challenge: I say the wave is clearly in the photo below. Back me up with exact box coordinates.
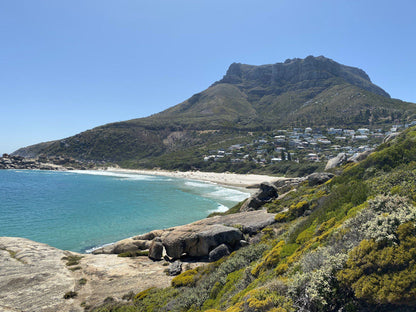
[84,242,115,254]
[206,187,250,202]
[212,204,229,213]
[71,170,156,181]
[184,181,214,188]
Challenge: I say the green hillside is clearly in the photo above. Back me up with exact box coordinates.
[13,56,416,170]
[91,126,416,312]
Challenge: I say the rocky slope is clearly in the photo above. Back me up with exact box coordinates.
[0,208,281,312]
[13,56,416,167]
[0,237,172,312]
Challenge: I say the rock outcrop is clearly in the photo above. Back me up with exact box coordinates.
[168,260,182,276]
[325,152,348,171]
[240,182,279,211]
[347,150,373,163]
[0,154,90,170]
[0,237,172,312]
[92,237,150,254]
[162,224,242,259]
[209,244,230,262]
[307,172,334,186]
[148,238,164,260]
[93,210,277,260]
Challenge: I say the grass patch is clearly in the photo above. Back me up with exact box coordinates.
[62,254,83,266]
[117,250,149,257]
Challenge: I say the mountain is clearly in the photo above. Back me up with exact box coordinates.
[13,56,416,167]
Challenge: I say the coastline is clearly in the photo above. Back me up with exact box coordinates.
[104,167,283,188]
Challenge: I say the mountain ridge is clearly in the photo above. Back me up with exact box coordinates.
[13,56,416,167]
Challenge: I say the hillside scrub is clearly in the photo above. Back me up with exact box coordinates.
[91,127,416,312]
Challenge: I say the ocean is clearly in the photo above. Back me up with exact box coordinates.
[0,170,250,253]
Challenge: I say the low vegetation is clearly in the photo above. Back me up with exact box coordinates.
[91,126,416,312]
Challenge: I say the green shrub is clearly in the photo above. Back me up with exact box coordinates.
[338,222,416,306]
[171,269,199,287]
[62,254,83,266]
[117,250,149,257]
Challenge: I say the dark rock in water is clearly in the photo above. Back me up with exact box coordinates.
[148,238,163,261]
[168,260,182,276]
[307,172,334,186]
[240,182,278,211]
[325,153,348,171]
[209,244,230,262]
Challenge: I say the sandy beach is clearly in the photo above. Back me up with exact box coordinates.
[105,167,284,188]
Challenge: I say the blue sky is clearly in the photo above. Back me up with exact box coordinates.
[1,0,415,154]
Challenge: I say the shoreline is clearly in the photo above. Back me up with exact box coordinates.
[103,167,284,188]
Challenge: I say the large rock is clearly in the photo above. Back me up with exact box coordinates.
[168,260,182,276]
[208,244,230,262]
[307,172,334,186]
[162,224,243,259]
[0,237,172,312]
[148,238,163,261]
[92,211,276,257]
[240,182,278,211]
[347,150,373,163]
[325,153,347,170]
[0,237,74,312]
[272,178,305,194]
[92,238,150,254]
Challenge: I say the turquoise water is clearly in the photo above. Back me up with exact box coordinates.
[0,170,249,253]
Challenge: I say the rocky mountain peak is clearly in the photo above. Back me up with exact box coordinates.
[220,56,389,98]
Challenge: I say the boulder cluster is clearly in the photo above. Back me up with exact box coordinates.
[0,153,88,170]
[240,172,335,212]
[92,210,277,264]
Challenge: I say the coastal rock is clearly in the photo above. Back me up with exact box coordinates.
[168,260,182,276]
[133,230,164,241]
[148,238,164,261]
[325,152,348,171]
[93,211,276,257]
[240,182,279,211]
[0,237,74,312]
[162,224,243,259]
[272,178,305,194]
[208,244,230,262]
[0,237,173,312]
[92,238,150,254]
[307,172,334,186]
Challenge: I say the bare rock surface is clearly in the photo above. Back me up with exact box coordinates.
[0,237,172,312]
[162,223,242,259]
[307,172,334,186]
[325,152,348,170]
[240,182,279,211]
[209,244,230,262]
[92,237,150,254]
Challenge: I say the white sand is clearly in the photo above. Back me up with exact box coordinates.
[105,167,285,188]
